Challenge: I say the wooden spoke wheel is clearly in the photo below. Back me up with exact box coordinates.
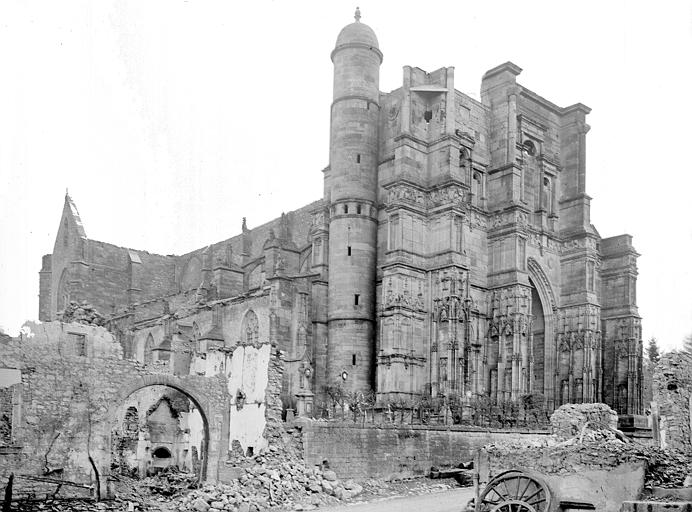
[476,471,551,512]
[490,501,537,512]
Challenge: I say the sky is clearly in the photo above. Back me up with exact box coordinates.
[0,1,690,350]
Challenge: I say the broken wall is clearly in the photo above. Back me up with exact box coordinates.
[653,351,692,452]
[0,322,229,496]
[300,422,550,480]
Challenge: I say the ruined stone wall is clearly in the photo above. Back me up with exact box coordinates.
[0,322,229,495]
[0,317,289,500]
[653,352,692,452]
[300,422,549,480]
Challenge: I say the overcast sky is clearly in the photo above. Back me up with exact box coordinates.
[0,1,690,350]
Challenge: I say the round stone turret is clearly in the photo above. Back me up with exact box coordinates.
[325,9,382,393]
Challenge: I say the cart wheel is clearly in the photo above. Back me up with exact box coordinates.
[476,471,551,512]
[490,500,537,512]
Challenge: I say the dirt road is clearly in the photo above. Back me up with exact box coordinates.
[318,487,474,512]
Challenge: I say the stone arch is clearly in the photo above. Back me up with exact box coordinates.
[527,257,558,410]
[110,374,213,482]
[241,310,259,344]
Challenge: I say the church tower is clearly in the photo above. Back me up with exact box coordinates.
[325,9,382,392]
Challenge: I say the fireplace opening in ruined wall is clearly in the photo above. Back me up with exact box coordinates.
[111,385,208,480]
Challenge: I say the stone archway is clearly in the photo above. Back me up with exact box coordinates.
[109,374,221,484]
[527,258,558,410]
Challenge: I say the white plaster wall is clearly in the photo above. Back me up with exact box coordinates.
[0,368,21,387]
[226,344,271,453]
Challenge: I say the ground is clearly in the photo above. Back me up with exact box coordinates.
[318,487,474,512]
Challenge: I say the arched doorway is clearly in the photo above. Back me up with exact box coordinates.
[111,384,209,481]
[526,258,558,411]
[530,279,545,395]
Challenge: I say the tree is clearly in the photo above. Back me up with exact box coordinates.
[647,337,661,363]
[683,333,692,354]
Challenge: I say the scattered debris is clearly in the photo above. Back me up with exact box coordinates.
[57,301,105,327]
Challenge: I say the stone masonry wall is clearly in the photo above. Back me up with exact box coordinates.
[0,322,229,497]
[653,351,692,452]
[300,422,549,480]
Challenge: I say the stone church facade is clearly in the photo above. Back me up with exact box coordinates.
[37,13,643,417]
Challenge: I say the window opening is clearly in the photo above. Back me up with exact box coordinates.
[356,154,361,164]
[344,204,348,214]
[352,354,357,365]
[424,110,433,123]
[347,246,352,256]
[354,294,360,305]
[153,447,171,459]
[523,140,536,156]
[356,204,362,214]
[69,333,87,357]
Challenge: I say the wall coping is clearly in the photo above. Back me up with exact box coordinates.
[296,421,550,435]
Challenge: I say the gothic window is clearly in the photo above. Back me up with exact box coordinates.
[157,337,172,362]
[242,310,259,344]
[144,334,154,364]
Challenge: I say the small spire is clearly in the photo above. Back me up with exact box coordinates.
[354,6,361,22]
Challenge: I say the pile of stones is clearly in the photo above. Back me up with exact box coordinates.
[58,301,106,326]
[174,449,364,512]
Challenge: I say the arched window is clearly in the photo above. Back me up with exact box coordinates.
[144,334,154,364]
[459,148,469,168]
[522,140,536,156]
[241,310,259,344]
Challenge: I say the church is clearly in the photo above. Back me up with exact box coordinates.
[37,10,643,418]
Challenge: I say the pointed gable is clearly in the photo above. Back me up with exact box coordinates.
[62,193,87,238]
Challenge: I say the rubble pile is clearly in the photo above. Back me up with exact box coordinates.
[58,301,106,326]
[484,404,692,489]
[142,469,199,497]
[550,403,619,441]
[174,448,362,512]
